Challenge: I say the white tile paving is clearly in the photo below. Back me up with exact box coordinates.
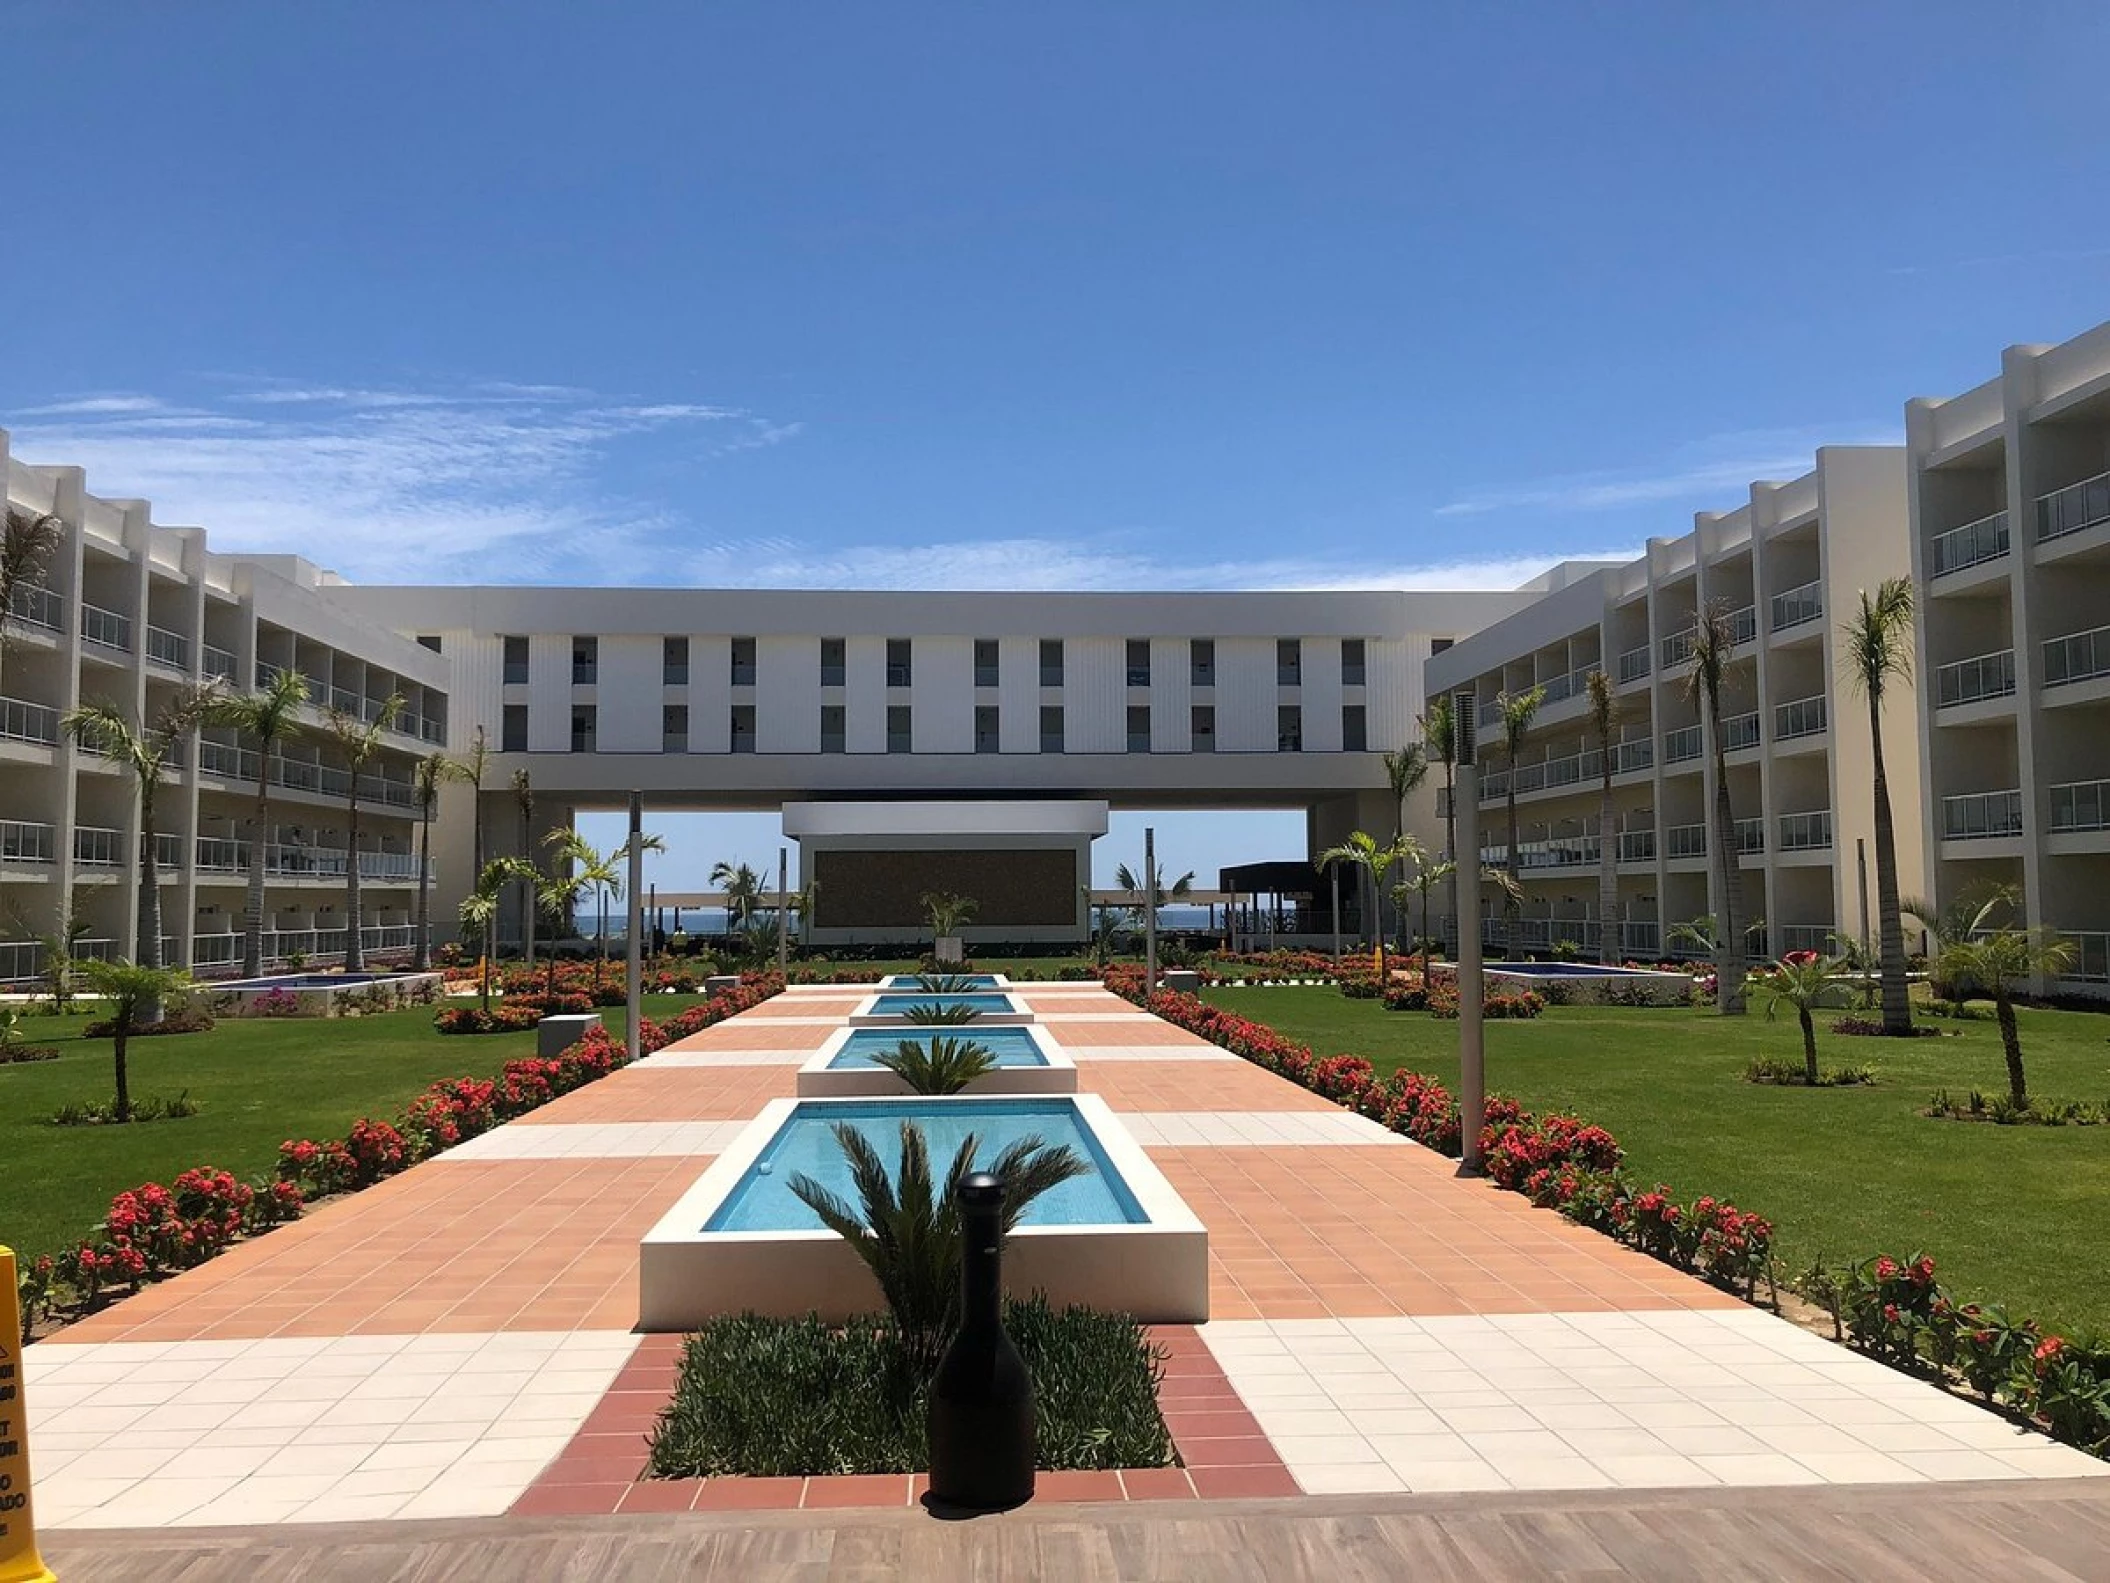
[439,1120,751,1159]
[27,1330,639,1527]
[1121,1111,1404,1147]
[1200,1310,2110,1495]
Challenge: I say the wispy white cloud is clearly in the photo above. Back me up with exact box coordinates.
[16,394,167,416]
[1436,426,1899,518]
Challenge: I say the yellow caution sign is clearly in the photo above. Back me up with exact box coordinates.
[0,1248,56,1583]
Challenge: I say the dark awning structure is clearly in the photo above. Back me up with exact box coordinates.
[1217,860,1324,898]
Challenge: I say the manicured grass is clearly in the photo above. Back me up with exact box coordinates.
[0,993,717,1264]
[1201,986,2110,1335]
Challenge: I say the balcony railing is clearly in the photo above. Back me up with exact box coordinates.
[1662,725,1703,764]
[1617,644,1652,684]
[1735,817,1766,854]
[1666,823,1707,859]
[1661,628,1697,669]
[81,602,132,652]
[1777,924,1839,955]
[1723,711,1761,751]
[1778,811,1833,851]
[1618,829,1657,863]
[0,820,55,863]
[74,825,125,866]
[1770,581,1823,632]
[1,695,59,747]
[1615,739,1653,774]
[1730,604,1758,644]
[1479,770,1509,802]
[6,582,63,632]
[1936,649,2017,708]
[146,624,191,671]
[1774,694,1828,740]
[1930,510,2010,577]
[2060,931,2110,984]
[1622,920,1660,955]
[1942,789,2024,840]
[1535,663,1603,707]
[2049,780,2110,834]
[2037,469,2110,544]
[201,643,239,681]
[2042,624,2110,689]
[194,741,416,807]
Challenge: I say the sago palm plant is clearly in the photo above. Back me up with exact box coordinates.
[901,1001,985,1026]
[873,1035,998,1095]
[789,1120,1089,1376]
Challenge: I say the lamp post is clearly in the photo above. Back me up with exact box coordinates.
[1454,689,1486,1175]
[625,790,643,1059]
[776,846,789,978]
[1143,825,1158,993]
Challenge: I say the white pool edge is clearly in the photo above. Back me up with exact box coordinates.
[797,1024,1078,1096]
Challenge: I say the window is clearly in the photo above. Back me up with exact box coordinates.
[1341,703,1367,752]
[974,639,1000,688]
[1430,636,1455,655]
[664,636,689,685]
[416,634,442,653]
[663,705,688,753]
[820,638,847,687]
[502,704,528,752]
[975,705,1000,753]
[1191,704,1215,752]
[820,704,846,753]
[886,639,913,688]
[1277,704,1302,752]
[1039,705,1064,753]
[503,635,529,685]
[570,705,596,753]
[1127,705,1151,753]
[571,636,597,685]
[1342,638,1366,687]
[1190,638,1215,687]
[730,704,756,753]
[1039,638,1064,687]
[1125,639,1151,688]
[887,704,912,752]
[730,637,757,686]
[1276,638,1302,686]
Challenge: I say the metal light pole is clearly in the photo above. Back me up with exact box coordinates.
[776,846,790,978]
[625,791,643,1059]
[1143,825,1158,992]
[1454,689,1486,1175]
[1329,863,1342,961]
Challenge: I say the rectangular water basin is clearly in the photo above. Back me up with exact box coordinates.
[1433,960,1692,1006]
[846,990,1035,1027]
[798,1024,1077,1097]
[877,973,1012,990]
[638,1094,1208,1326]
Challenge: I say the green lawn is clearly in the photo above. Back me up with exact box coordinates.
[0,994,717,1265]
[1201,986,2110,1335]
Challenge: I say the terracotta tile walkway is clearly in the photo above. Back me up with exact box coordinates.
[1039,1018,1217,1046]
[1075,1059,1342,1113]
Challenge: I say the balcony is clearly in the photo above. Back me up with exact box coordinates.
[81,602,132,653]
[2037,469,2110,544]
[1735,817,1766,854]
[1660,628,1696,670]
[1666,823,1707,859]
[146,624,191,672]
[1723,711,1761,751]
[1615,739,1654,774]
[1535,662,1603,708]
[1769,581,1823,632]
[74,825,125,867]
[1777,811,1833,851]
[6,582,63,633]
[1662,724,1703,765]
[1936,649,2016,708]
[1,696,59,747]
[1943,789,2023,840]
[1618,828,1657,863]
[194,742,415,808]
[1930,510,2010,577]
[201,643,239,682]
[1617,644,1652,684]
[2042,624,2110,689]
[0,820,55,863]
[2049,779,2110,834]
[1774,694,1828,740]
[1730,604,1758,644]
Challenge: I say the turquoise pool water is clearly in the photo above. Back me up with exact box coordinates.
[704,1098,1144,1231]
[828,1028,1049,1068]
[867,992,1016,1016]
[879,973,1003,989]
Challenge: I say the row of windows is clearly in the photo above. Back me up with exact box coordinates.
[506,703,1371,755]
[499,635,1392,689]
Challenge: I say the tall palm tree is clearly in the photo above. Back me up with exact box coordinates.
[1495,686,1546,958]
[710,859,765,929]
[63,683,224,971]
[1420,694,1459,948]
[534,858,594,997]
[1,506,65,690]
[1394,859,1524,984]
[512,769,538,967]
[411,749,466,970]
[1686,601,1748,1013]
[1841,578,1916,1035]
[216,667,311,977]
[1317,831,1420,977]
[319,693,405,971]
[548,828,664,981]
[460,857,534,1014]
[1934,886,2077,1109]
[75,958,191,1123]
[1382,744,1428,948]
[1584,670,1619,964]
[462,723,493,883]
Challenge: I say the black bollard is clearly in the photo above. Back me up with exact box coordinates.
[926,1172,1036,1509]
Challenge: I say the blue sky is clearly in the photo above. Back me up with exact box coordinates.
[6,2,2108,890]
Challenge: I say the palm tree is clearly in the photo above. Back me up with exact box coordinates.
[461,723,493,882]
[0,506,65,691]
[1761,953,1853,1085]
[1316,831,1420,978]
[1111,863,1194,938]
[74,958,191,1123]
[1685,602,1747,1013]
[1382,744,1428,947]
[318,692,405,971]
[411,749,466,970]
[534,859,594,997]
[214,667,312,978]
[460,858,534,1013]
[1420,694,1459,949]
[1841,578,1916,1035]
[788,1119,1089,1376]
[921,889,980,944]
[1495,686,1546,957]
[548,828,664,982]
[1584,670,1619,964]
[63,683,225,971]
[512,769,538,967]
[1934,886,2077,1109]
[711,859,765,929]
[1904,891,1983,1006]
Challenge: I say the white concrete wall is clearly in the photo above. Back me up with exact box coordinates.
[756,635,819,754]
[1216,638,1275,751]
[597,634,661,752]
[912,635,974,753]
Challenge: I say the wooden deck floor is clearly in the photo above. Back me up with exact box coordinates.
[43,1478,2110,1581]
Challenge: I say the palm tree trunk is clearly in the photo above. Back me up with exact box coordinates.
[413,803,433,971]
[1597,762,1617,965]
[1869,700,1910,1034]
[1505,785,1520,959]
[1442,762,1458,951]
[524,878,537,970]
[596,892,608,987]
[244,769,270,979]
[1995,990,2028,1108]
[1707,703,1746,1014]
[1419,886,1432,983]
[114,1026,131,1123]
[481,949,493,1015]
[1800,1006,1818,1085]
[345,788,364,971]
[137,782,163,970]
